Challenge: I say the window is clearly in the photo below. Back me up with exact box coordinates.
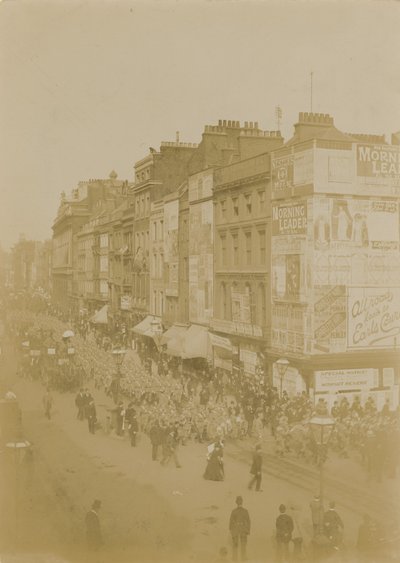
[259,230,266,265]
[100,234,108,248]
[153,222,157,241]
[245,232,252,265]
[245,194,252,215]
[258,190,266,213]
[232,233,239,266]
[220,199,227,219]
[160,291,164,315]
[220,234,227,266]
[160,220,164,240]
[246,283,255,324]
[145,194,150,215]
[100,256,108,272]
[232,197,239,217]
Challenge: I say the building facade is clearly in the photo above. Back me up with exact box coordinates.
[269,112,400,409]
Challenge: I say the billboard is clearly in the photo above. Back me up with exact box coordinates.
[313,285,346,354]
[313,197,399,251]
[272,254,303,301]
[357,145,400,180]
[272,153,294,193]
[272,201,307,235]
[347,287,400,349]
[315,368,379,392]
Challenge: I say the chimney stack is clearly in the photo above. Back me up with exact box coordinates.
[176,131,180,143]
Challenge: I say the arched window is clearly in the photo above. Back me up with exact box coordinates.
[221,282,227,319]
[245,282,255,324]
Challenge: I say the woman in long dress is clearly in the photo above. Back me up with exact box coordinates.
[203,444,224,481]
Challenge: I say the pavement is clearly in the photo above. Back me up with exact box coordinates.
[0,341,396,563]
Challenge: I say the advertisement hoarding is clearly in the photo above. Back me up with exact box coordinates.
[347,287,400,349]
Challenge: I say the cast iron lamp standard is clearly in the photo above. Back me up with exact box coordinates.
[276,357,290,398]
[111,348,126,404]
[309,415,335,538]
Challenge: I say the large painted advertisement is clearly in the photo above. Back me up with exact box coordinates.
[272,201,307,236]
[164,199,179,297]
[357,145,400,180]
[313,285,346,354]
[347,287,400,349]
[272,149,313,198]
[189,197,213,325]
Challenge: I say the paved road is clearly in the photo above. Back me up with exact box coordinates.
[1,340,392,563]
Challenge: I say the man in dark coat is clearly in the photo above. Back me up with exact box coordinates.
[248,444,263,491]
[149,419,163,461]
[86,400,97,434]
[323,501,343,548]
[85,499,103,549]
[229,495,251,562]
[125,402,138,447]
[276,504,294,562]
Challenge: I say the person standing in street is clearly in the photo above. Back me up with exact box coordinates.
[42,388,53,420]
[160,424,182,468]
[248,444,263,492]
[310,493,324,534]
[115,401,125,436]
[275,504,294,563]
[149,419,162,461]
[229,495,250,562]
[85,499,103,550]
[86,400,97,434]
[75,388,85,420]
[125,402,138,447]
[323,501,344,550]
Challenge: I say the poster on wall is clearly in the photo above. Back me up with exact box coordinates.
[313,285,346,353]
[315,368,378,393]
[347,287,400,349]
[272,201,307,235]
[272,255,303,301]
[357,145,400,181]
[272,153,294,195]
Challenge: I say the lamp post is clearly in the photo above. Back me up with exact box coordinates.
[276,357,290,398]
[309,415,335,535]
[6,438,31,544]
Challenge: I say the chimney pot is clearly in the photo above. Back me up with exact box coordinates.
[228,120,231,127]
[255,122,259,129]
[223,120,227,127]
[218,120,222,126]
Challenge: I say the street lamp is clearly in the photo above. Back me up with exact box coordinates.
[276,357,290,398]
[6,438,31,544]
[309,415,335,535]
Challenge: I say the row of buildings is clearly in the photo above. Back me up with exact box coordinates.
[19,112,400,410]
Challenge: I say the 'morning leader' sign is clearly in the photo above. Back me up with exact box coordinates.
[272,202,307,235]
[347,287,400,349]
[357,145,400,178]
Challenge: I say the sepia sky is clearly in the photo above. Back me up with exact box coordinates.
[0,0,399,250]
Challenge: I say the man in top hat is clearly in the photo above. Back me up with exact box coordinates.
[125,402,138,447]
[323,501,344,549]
[85,499,103,549]
[229,495,251,561]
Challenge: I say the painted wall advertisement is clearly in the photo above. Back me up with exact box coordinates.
[272,254,303,301]
[164,199,179,297]
[272,149,313,197]
[272,201,307,235]
[314,368,379,393]
[313,197,399,251]
[347,287,400,349]
[272,153,294,194]
[313,285,346,354]
[357,145,400,181]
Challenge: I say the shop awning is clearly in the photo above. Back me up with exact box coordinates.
[160,324,188,346]
[89,304,108,324]
[132,315,162,338]
[166,324,210,359]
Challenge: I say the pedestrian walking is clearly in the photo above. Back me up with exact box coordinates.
[85,499,103,550]
[160,424,182,468]
[125,402,138,447]
[248,444,263,491]
[149,419,163,461]
[86,400,97,434]
[323,501,344,549]
[75,388,85,420]
[42,388,53,419]
[229,495,250,562]
[309,493,323,534]
[275,504,294,563]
